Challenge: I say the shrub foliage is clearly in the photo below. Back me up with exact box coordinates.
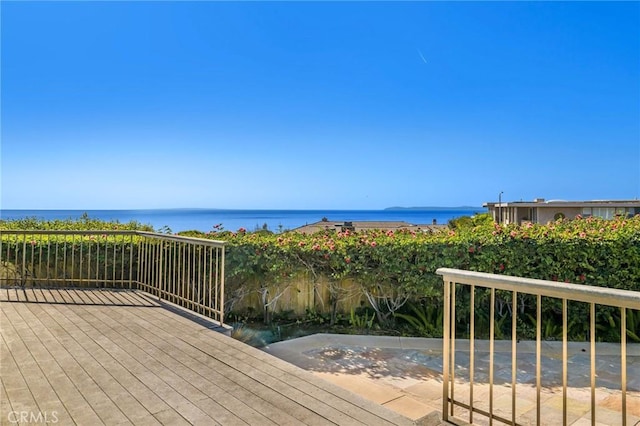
[2,214,639,341]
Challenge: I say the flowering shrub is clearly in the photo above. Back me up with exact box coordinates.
[178,215,640,333]
[3,214,639,339]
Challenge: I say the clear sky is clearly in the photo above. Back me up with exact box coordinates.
[1,1,639,210]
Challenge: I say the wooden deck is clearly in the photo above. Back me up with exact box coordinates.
[0,289,416,425]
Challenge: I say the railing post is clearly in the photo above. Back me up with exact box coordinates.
[220,245,225,326]
[621,307,627,426]
[442,277,451,422]
[21,233,27,287]
[129,234,134,289]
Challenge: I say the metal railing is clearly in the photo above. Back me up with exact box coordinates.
[0,230,226,324]
[437,268,640,426]
[135,231,225,323]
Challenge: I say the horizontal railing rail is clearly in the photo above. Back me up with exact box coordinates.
[0,230,226,325]
[437,267,640,426]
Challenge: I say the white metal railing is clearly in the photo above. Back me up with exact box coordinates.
[437,267,640,426]
[135,231,226,324]
[0,230,226,325]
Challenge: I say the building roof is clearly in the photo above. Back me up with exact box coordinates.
[484,199,640,208]
[292,220,446,234]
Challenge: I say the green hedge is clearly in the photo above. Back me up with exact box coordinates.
[2,214,639,341]
[183,215,640,340]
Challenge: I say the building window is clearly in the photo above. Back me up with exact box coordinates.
[583,207,631,219]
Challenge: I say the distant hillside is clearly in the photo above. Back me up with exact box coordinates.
[384,206,484,211]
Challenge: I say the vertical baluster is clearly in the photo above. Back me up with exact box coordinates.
[46,235,51,286]
[489,287,495,426]
[96,237,101,287]
[590,302,596,426]
[197,245,203,314]
[62,235,67,287]
[469,284,475,424]
[442,279,451,422]
[22,233,27,287]
[208,246,213,318]
[129,234,134,289]
[220,246,225,324]
[71,234,75,286]
[451,281,456,418]
[621,307,627,426]
[536,294,541,426]
[512,290,518,425]
[562,298,568,426]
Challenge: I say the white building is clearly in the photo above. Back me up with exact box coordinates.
[483,198,640,225]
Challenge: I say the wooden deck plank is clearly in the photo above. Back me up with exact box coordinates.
[12,301,135,425]
[0,290,416,426]
[2,287,28,302]
[25,305,169,418]
[49,304,233,426]
[2,302,108,425]
[68,303,302,426]
[77,306,275,425]
[138,300,414,426]
[116,298,409,426]
[110,305,356,425]
[0,377,13,417]
[1,312,94,425]
[62,289,89,304]
[75,303,308,426]
[4,304,95,412]
[51,288,75,304]
[0,336,45,418]
[27,303,175,417]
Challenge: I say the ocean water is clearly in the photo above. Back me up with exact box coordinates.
[0,208,485,233]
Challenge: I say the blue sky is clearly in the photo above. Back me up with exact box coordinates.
[2,1,639,209]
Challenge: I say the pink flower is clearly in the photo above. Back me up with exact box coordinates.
[370,241,377,247]
[579,232,586,238]
[344,257,351,264]
[499,263,505,271]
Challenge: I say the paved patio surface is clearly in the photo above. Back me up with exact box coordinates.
[263,334,640,425]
